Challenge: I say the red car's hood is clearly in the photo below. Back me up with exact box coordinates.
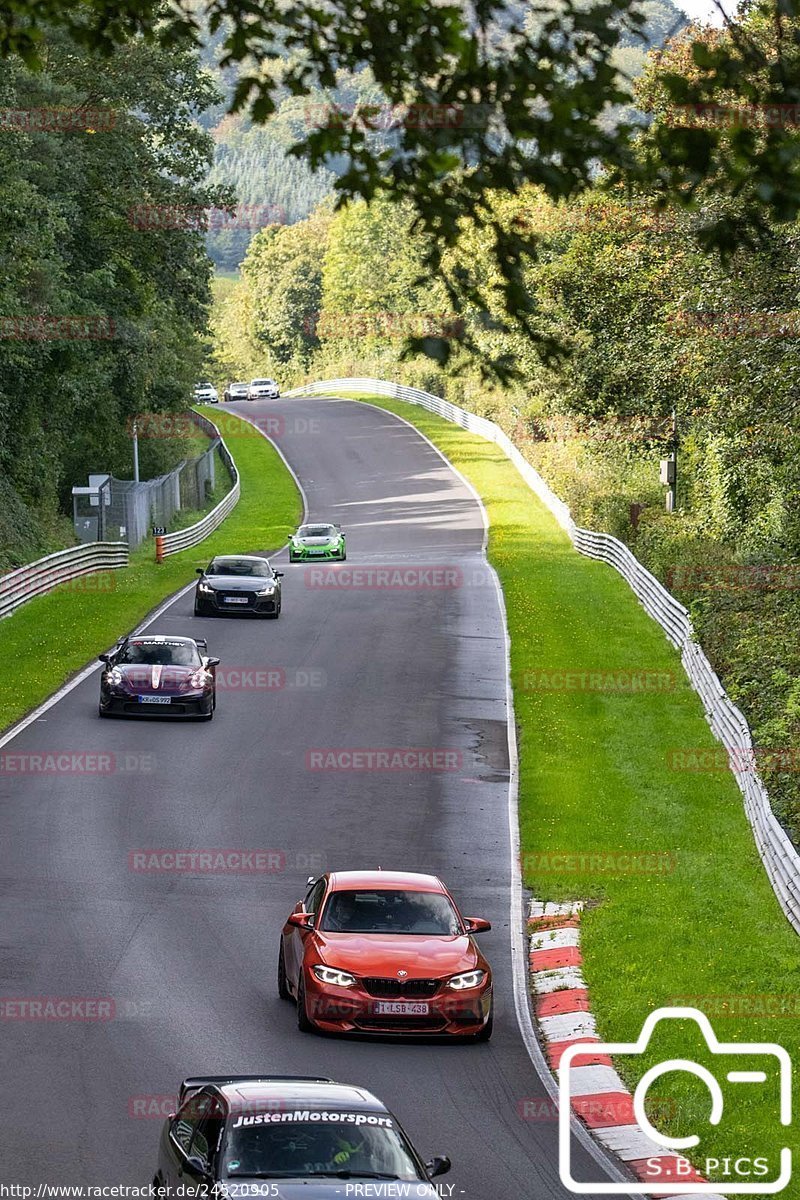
[314,932,479,977]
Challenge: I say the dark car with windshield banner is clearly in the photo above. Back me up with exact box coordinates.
[154,1075,451,1197]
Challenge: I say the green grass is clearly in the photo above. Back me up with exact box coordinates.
[0,410,302,732]
[347,393,799,1185]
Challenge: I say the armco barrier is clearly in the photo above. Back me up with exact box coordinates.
[0,542,129,621]
[156,410,240,559]
[287,377,800,934]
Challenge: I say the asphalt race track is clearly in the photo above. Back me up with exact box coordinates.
[0,397,613,1196]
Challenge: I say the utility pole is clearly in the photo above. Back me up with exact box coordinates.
[132,418,140,483]
[660,407,677,512]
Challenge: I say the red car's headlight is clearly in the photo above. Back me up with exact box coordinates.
[447,970,487,991]
[311,965,356,988]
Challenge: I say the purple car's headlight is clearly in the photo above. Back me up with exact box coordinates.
[104,667,124,688]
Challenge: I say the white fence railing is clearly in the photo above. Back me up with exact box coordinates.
[0,542,129,621]
[156,410,241,559]
[288,376,800,933]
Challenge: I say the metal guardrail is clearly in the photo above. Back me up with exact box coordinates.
[0,542,129,621]
[288,376,800,933]
[155,410,241,560]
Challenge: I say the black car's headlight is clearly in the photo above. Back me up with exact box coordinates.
[197,582,214,594]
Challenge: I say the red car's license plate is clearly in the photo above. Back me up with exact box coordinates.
[373,1001,430,1016]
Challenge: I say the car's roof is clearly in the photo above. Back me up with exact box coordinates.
[214,1080,389,1114]
[328,870,446,893]
[127,634,198,645]
[211,554,269,563]
[299,522,335,530]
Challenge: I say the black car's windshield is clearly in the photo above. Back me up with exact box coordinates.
[223,1117,423,1181]
[299,525,335,538]
[206,558,270,578]
[320,889,462,935]
[116,640,201,667]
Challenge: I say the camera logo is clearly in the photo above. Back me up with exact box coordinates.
[558,1007,792,1194]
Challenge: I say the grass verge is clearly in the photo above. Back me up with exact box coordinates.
[0,411,302,733]
[346,392,799,1184]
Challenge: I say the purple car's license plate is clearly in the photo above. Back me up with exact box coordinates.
[138,695,171,704]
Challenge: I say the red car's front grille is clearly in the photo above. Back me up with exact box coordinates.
[354,1015,448,1032]
[361,977,442,999]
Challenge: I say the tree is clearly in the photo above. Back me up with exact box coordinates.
[6,0,800,374]
[0,27,226,559]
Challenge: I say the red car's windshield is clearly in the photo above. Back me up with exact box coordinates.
[319,889,461,935]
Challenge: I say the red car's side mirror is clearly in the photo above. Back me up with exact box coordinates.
[288,912,315,931]
[464,917,491,934]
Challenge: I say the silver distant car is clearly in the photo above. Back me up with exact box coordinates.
[193,382,219,404]
[247,378,280,400]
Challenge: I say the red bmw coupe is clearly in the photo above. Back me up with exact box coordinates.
[278,870,493,1040]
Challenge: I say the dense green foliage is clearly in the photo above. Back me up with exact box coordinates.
[213,10,800,842]
[0,410,301,731]
[0,30,224,568]
[9,0,800,371]
[355,393,800,1184]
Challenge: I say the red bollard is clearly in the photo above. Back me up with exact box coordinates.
[155,535,164,564]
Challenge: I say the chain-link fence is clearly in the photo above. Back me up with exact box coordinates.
[72,433,224,549]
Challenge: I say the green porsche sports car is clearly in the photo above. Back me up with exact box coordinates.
[289,522,346,562]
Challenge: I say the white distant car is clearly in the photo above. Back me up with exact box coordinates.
[193,382,219,404]
[224,381,249,402]
[247,378,280,400]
